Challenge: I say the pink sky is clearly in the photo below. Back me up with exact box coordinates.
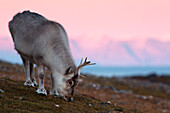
[0,0,170,66]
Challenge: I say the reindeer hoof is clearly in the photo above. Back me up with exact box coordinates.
[32,80,37,86]
[50,90,59,96]
[24,81,34,87]
[36,88,47,96]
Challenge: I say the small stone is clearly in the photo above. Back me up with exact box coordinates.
[92,84,96,87]
[19,97,26,100]
[19,97,23,100]
[55,104,60,107]
[2,75,6,77]
[148,95,153,99]
[89,103,92,106]
[106,101,111,105]
[143,96,147,100]
[0,89,5,93]
[136,95,147,99]
[162,109,167,113]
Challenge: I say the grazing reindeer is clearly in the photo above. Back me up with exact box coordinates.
[8,11,95,101]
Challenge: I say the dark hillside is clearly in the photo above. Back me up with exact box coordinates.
[0,77,140,113]
[0,60,169,113]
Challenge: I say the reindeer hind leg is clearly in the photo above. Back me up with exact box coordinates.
[36,64,47,95]
[21,56,34,87]
[30,62,37,86]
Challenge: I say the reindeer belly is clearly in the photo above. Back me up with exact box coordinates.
[15,40,44,64]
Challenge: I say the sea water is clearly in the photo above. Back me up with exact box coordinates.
[81,66,170,77]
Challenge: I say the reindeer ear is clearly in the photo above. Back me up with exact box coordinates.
[65,67,73,75]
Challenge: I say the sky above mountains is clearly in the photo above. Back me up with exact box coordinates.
[0,0,170,66]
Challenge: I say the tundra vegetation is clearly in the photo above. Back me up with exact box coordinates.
[0,60,170,113]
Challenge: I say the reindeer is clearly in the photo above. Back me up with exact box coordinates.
[8,11,95,101]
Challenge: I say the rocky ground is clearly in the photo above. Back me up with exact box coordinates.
[0,60,170,113]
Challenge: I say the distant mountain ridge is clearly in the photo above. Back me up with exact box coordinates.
[70,37,170,66]
[0,36,170,66]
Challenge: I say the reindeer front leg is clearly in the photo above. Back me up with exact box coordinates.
[49,72,59,96]
[36,65,47,95]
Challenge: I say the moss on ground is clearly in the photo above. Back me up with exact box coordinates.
[84,75,170,100]
[0,77,142,113]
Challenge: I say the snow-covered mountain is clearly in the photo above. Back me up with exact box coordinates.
[0,36,170,66]
[70,37,170,66]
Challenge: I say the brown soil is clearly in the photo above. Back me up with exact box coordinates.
[0,60,169,113]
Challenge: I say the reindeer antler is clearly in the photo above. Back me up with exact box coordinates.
[79,57,96,67]
[75,57,96,76]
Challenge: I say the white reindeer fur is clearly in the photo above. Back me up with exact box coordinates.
[9,11,76,99]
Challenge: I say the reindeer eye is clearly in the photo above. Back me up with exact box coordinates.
[68,81,73,85]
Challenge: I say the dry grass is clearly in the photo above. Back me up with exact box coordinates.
[0,60,170,113]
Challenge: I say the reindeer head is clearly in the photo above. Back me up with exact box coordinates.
[57,57,95,101]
